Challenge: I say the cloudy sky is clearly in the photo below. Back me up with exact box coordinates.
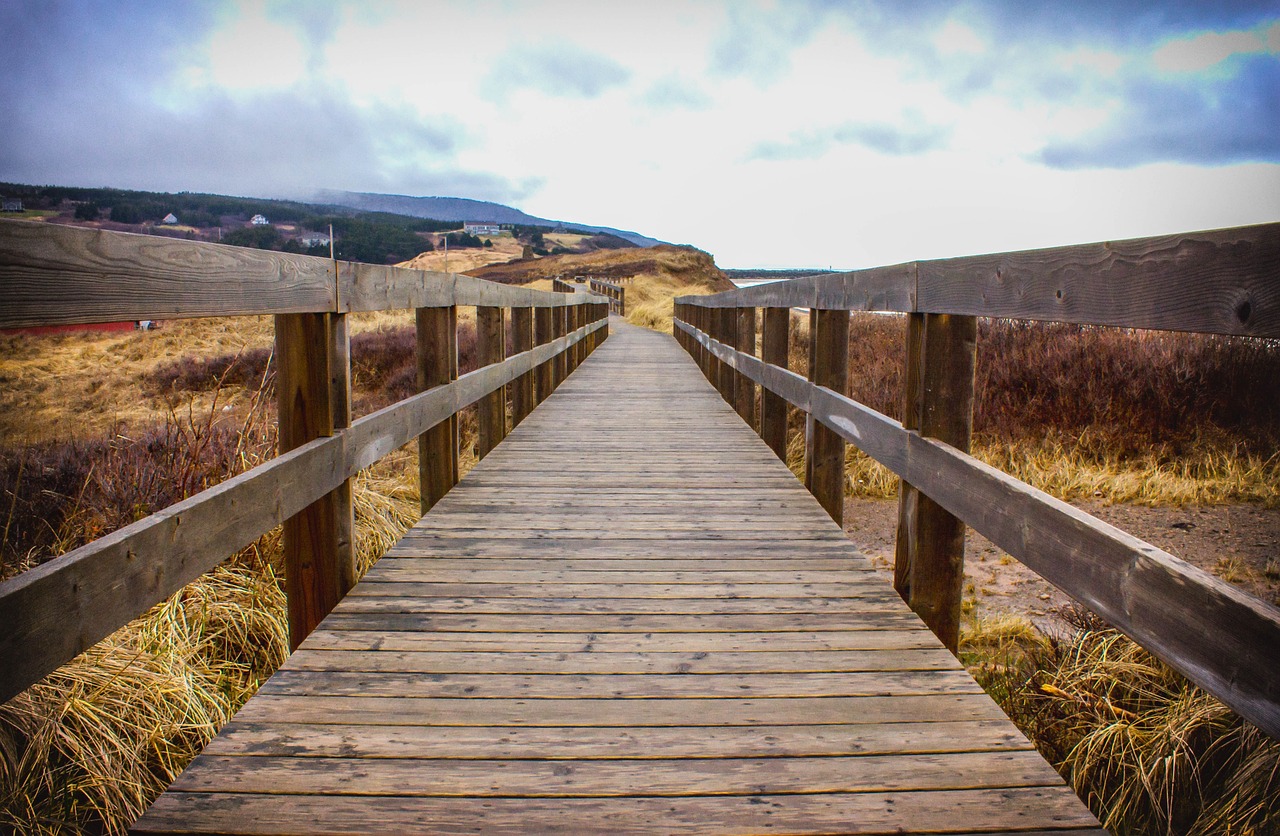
[3,1,1278,268]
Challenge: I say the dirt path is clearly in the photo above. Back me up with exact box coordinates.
[843,497,1280,628]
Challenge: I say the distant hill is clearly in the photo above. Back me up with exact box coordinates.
[314,190,663,249]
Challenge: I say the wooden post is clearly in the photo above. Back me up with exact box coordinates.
[534,306,554,403]
[555,306,568,386]
[417,306,458,514]
[804,308,849,526]
[328,313,356,592]
[734,306,757,429]
[760,307,789,461]
[896,313,978,653]
[717,307,736,404]
[571,304,583,368]
[510,307,534,427]
[893,313,924,599]
[476,306,506,458]
[276,312,350,651]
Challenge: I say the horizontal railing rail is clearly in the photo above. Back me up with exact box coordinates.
[683,223,1278,337]
[589,278,626,315]
[0,220,610,703]
[673,222,1280,740]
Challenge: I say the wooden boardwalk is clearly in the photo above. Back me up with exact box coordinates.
[135,321,1101,835]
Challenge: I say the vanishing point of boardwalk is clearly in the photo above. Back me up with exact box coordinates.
[134,321,1100,834]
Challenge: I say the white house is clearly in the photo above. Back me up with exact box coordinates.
[300,233,331,247]
[463,221,500,236]
[250,214,269,226]
[1,198,23,212]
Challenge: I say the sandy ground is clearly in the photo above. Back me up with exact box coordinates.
[843,497,1280,628]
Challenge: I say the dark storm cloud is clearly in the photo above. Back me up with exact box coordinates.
[1039,55,1280,169]
[485,42,631,100]
[0,1,532,203]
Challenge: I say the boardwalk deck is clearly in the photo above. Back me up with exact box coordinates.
[134,320,1101,835]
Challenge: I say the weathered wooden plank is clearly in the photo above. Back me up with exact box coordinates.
[678,223,1280,337]
[904,313,977,653]
[916,222,1280,337]
[0,219,334,326]
[170,750,1062,796]
[415,305,458,513]
[135,789,1103,835]
[299,630,941,653]
[804,308,849,524]
[759,307,790,460]
[255,669,983,699]
[676,262,917,312]
[230,694,1009,726]
[283,648,962,674]
[474,305,506,457]
[509,307,534,427]
[342,263,608,312]
[679,319,1280,738]
[202,719,1033,759]
[276,313,349,651]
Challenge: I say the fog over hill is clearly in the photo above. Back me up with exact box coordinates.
[313,190,663,248]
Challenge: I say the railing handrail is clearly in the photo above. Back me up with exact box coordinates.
[677,222,1279,338]
[671,221,1280,740]
[0,220,605,330]
[0,221,611,703]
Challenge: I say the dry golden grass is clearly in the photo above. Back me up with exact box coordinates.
[962,610,1280,835]
[398,236,523,273]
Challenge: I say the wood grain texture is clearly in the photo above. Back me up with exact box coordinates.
[759,307,790,461]
[677,319,1280,739]
[676,262,917,312]
[678,223,1280,338]
[276,313,348,651]
[0,221,606,329]
[509,307,534,427]
[0,220,334,327]
[905,313,977,653]
[137,321,1094,835]
[415,306,458,513]
[474,306,506,458]
[915,222,1280,337]
[804,308,849,525]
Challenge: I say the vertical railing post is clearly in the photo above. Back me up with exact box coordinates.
[760,307,789,461]
[329,313,355,593]
[717,306,736,404]
[276,312,351,651]
[511,306,534,427]
[416,305,458,513]
[734,306,757,429]
[700,305,712,380]
[535,305,554,403]
[894,313,978,653]
[893,313,925,599]
[555,305,568,386]
[476,305,506,458]
[804,308,849,525]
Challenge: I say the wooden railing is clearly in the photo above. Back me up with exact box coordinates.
[674,222,1280,739]
[589,278,625,315]
[0,220,609,703]
[552,277,577,294]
